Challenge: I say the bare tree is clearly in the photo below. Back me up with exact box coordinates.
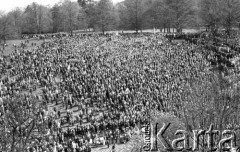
[78,0,93,7]
[61,0,80,35]
[22,3,52,34]
[122,0,145,33]
[116,2,130,31]
[0,13,12,49]
[8,8,23,38]
[0,95,45,152]
[96,0,116,34]
[32,2,39,34]
[77,8,88,30]
[165,0,194,33]
[221,0,240,35]
[38,5,52,33]
[150,0,174,33]
[51,4,63,33]
[22,3,39,34]
[199,0,223,34]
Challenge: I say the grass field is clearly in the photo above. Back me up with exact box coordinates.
[1,37,137,152]
[1,39,47,55]
[0,34,193,152]
[0,28,201,56]
[76,28,201,35]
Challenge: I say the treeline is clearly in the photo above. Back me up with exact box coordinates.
[0,0,240,40]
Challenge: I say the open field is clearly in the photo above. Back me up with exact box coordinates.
[1,31,240,152]
[74,28,202,34]
[1,39,47,55]
[1,0,240,151]
[0,28,200,56]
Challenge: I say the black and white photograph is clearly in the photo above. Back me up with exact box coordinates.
[1,0,240,151]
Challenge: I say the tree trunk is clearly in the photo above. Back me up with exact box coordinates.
[3,38,6,50]
[177,28,181,33]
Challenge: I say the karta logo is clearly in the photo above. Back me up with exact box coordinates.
[142,123,238,152]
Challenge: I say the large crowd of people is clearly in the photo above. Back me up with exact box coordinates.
[0,32,238,152]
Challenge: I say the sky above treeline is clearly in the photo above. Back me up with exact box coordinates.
[0,0,123,13]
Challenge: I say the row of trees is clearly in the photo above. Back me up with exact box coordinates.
[0,0,240,39]
[200,0,240,35]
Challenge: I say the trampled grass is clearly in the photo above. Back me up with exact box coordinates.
[1,39,47,55]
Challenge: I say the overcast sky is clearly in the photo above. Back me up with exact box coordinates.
[0,0,123,13]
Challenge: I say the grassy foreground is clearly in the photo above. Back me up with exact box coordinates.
[1,39,47,55]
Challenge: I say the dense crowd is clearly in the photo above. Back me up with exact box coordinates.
[0,33,228,152]
[166,32,240,75]
[21,33,71,40]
